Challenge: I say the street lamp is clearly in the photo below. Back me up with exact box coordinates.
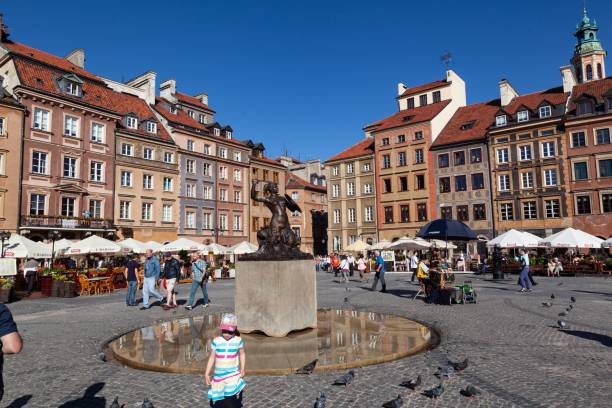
[48,230,61,269]
[0,231,11,258]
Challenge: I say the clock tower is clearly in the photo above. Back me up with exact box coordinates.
[571,7,607,83]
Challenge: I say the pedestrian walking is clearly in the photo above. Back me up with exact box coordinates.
[186,252,210,310]
[140,249,163,310]
[124,255,139,306]
[205,313,246,408]
[163,252,180,309]
[339,256,350,283]
[409,253,418,282]
[518,249,532,293]
[0,304,22,401]
[347,253,355,277]
[356,254,368,282]
[22,258,39,296]
[331,254,340,277]
[371,250,386,292]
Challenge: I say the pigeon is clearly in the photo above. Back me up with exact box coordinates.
[382,394,403,408]
[550,294,555,300]
[557,320,567,329]
[450,357,469,372]
[346,287,350,292]
[333,370,355,387]
[568,304,574,310]
[565,307,572,312]
[296,359,318,375]
[96,352,107,362]
[570,296,576,303]
[399,375,421,390]
[314,392,326,408]
[423,383,445,399]
[460,385,481,397]
[344,297,349,303]
[434,365,454,378]
[559,311,567,317]
[542,302,552,307]
[557,282,564,286]
[141,398,154,408]
[110,397,122,408]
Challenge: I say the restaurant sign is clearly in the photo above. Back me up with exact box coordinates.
[0,258,17,276]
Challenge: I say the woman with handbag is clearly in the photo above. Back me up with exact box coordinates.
[186,252,210,310]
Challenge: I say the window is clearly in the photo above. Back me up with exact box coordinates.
[188,110,195,119]
[170,106,177,114]
[365,206,373,222]
[143,174,153,189]
[185,211,196,228]
[415,148,424,164]
[576,195,591,214]
[90,161,103,182]
[572,131,586,147]
[218,147,228,159]
[596,128,611,145]
[233,169,242,182]
[441,207,452,220]
[573,162,588,180]
[599,159,612,177]
[233,151,242,162]
[414,131,423,140]
[363,163,371,172]
[419,94,428,106]
[163,152,174,163]
[219,166,227,179]
[203,186,212,200]
[472,173,484,190]
[29,194,45,215]
[608,97,612,110]
[586,64,593,80]
[226,131,232,139]
[347,182,355,196]
[213,128,221,136]
[364,183,372,194]
[498,174,510,191]
[438,154,449,168]
[602,193,612,213]
[384,206,393,223]
[233,215,242,231]
[348,208,356,223]
[454,151,465,165]
[400,205,409,222]
[545,199,560,218]
[473,204,486,220]
[203,163,211,176]
[521,172,533,189]
[523,201,537,220]
[65,81,80,96]
[539,105,552,118]
[497,148,509,163]
[455,175,467,191]
[64,115,79,137]
[141,203,153,221]
[146,122,157,134]
[577,101,593,115]
[383,178,392,193]
[63,156,77,178]
[519,145,532,161]
[544,169,557,186]
[500,203,513,221]
[291,191,299,200]
[382,154,391,168]
[33,108,50,131]
[496,137,509,143]
[397,135,405,143]
[417,203,427,221]
[203,144,211,155]
[187,140,194,151]
[234,191,242,203]
[540,129,553,136]
[496,115,507,127]
[61,197,75,217]
[163,177,173,192]
[199,114,207,124]
[332,184,340,198]
[381,138,389,146]
[432,90,441,103]
[186,159,195,174]
[119,201,132,219]
[89,200,102,218]
[202,212,212,229]
[346,163,354,173]
[143,147,154,160]
[91,123,104,143]
[440,177,451,193]
[541,141,555,158]
[332,166,339,176]
[162,204,173,222]
[457,205,469,221]
[126,116,138,129]
[415,174,425,190]
[517,110,529,122]
[333,236,342,251]
[460,121,475,131]
[121,143,133,156]
[470,148,482,163]
[407,97,414,109]
[120,171,133,187]
[219,189,227,201]
[333,209,341,224]
[398,152,406,166]
[32,151,47,174]
[0,117,5,136]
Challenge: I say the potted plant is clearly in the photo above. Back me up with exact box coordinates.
[40,268,54,296]
[0,277,15,303]
[51,270,66,297]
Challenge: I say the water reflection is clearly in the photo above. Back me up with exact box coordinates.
[108,309,433,375]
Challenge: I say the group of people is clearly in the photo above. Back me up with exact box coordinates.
[317,253,371,283]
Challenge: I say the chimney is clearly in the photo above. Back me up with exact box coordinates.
[499,79,519,107]
[126,71,157,105]
[65,49,85,69]
[160,78,176,101]
[194,92,209,106]
[0,14,10,42]
[560,65,577,93]
[397,82,407,96]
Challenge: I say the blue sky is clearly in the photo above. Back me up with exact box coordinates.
[3,1,610,160]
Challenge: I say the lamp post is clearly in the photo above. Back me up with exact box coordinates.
[48,230,61,269]
[0,231,11,258]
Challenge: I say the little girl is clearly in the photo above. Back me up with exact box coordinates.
[205,314,246,407]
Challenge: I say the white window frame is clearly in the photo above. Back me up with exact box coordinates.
[141,202,153,221]
[203,163,211,176]
[33,107,50,131]
[346,163,354,174]
[186,159,195,174]
[332,184,340,198]
[519,144,532,161]
[495,114,507,127]
[63,156,77,179]
[146,121,157,134]
[90,122,105,143]
[522,201,537,220]
[120,170,133,187]
[543,169,558,187]
[363,163,371,172]
[32,151,48,174]
[185,211,196,228]
[203,144,211,155]
[163,177,173,192]
[234,191,242,203]
[66,82,80,96]
[218,147,228,159]
[233,214,241,231]
[219,213,227,230]
[219,189,227,202]
[364,183,372,194]
[163,152,174,163]
[126,116,138,129]
[119,201,132,220]
[347,182,355,196]
[143,174,154,190]
[203,186,212,200]
[186,183,196,198]
[162,204,173,222]
[332,166,339,176]
[541,141,555,158]
[29,193,46,215]
[521,172,533,189]
[64,115,79,137]
[143,147,154,160]
[219,166,228,179]
[233,169,242,182]
[121,143,134,156]
[186,140,195,151]
[90,161,103,182]
[60,196,76,217]
[202,212,212,229]
[539,105,552,118]
[348,208,356,223]
[333,209,341,224]
[498,174,510,191]
[213,128,221,136]
[88,199,102,218]
[500,203,513,221]
[496,148,509,164]
[233,151,242,162]
[517,110,529,122]
[545,199,560,218]
[365,206,373,222]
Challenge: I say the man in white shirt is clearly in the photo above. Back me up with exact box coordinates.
[347,254,355,277]
[23,258,39,296]
[409,253,419,282]
[518,249,532,292]
[339,256,350,283]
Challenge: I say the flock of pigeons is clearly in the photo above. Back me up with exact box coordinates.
[299,356,478,407]
[542,294,577,329]
[109,397,153,408]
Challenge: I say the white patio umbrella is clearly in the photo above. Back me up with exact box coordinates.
[65,235,123,255]
[539,227,604,249]
[118,238,148,254]
[386,237,431,251]
[202,243,231,254]
[40,238,74,257]
[370,240,391,250]
[487,229,541,248]
[344,239,372,252]
[143,241,162,251]
[602,237,612,248]
[3,234,51,258]
[158,237,206,253]
[229,241,258,255]
[429,239,457,249]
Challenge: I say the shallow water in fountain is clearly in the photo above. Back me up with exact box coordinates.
[107,309,436,375]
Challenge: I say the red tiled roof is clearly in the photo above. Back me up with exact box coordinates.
[286,174,326,193]
[325,138,375,163]
[432,99,501,148]
[112,93,172,142]
[568,76,612,111]
[252,155,286,168]
[502,86,569,114]
[175,91,215,113]
[364,100,451,133]
[398,79,447,98]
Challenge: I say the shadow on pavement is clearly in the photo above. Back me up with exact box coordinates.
[5,394,32,408]
[384,288,419,299]
[572,290,612,297]
[562,330,612,347]
[58,382,106,408]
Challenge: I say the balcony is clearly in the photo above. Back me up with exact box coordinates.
[21,215,115,231]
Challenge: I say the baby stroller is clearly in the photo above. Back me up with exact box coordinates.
[456,280,477,304]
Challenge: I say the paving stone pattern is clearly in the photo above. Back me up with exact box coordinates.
[3,273,611,407]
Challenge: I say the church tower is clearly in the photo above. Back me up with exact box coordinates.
[571,7,607,83]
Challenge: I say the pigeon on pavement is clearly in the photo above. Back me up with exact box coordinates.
[333,370,355,387]
[450,358,469,372]
[96,352,106,362]
[314,392,326,408]
[557,320,567,329]
[423,383,445,399]
[296,359,318,375]
[344,297,349,303]
[382,394,403,407]
[141,398,154,408]
[110,397,123,408]
[550,294,555,300]
[559,311,568,317]
[568,304,574,310]
[434,365,454,378]
[399,375,421,390]
[542,302,552,307]
[570,296,576,303]
[460,385,481,397]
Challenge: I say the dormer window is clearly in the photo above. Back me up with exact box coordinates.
[199,114,207,124]
[226,131,232,139]
[170,106,177,114]
[213,128,221,136]
[146,121,157,134]
[126,116,138,129]
[459,121,475,130]
[517,110,529,122]
[66,82,81,96]
[539,105,552,118]
[607,97,612,110]
[188,110,195,119]
[59,74,83,97]
[577,101,593,115]
[496,115,507,127]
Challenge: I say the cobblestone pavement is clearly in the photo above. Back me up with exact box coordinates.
[3,272,612,407]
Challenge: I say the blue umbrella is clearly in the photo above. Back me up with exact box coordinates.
[416,219,477,241]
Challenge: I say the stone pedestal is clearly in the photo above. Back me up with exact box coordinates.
[235,259,317,337]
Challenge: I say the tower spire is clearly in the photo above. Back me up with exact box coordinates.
[571,5,607,83]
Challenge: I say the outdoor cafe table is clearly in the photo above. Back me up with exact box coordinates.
[87,276,111,294]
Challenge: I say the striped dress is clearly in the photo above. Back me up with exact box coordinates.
[208,335,246,402]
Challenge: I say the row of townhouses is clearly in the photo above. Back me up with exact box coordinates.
[326,10,612,254]
[0,16,328,253]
